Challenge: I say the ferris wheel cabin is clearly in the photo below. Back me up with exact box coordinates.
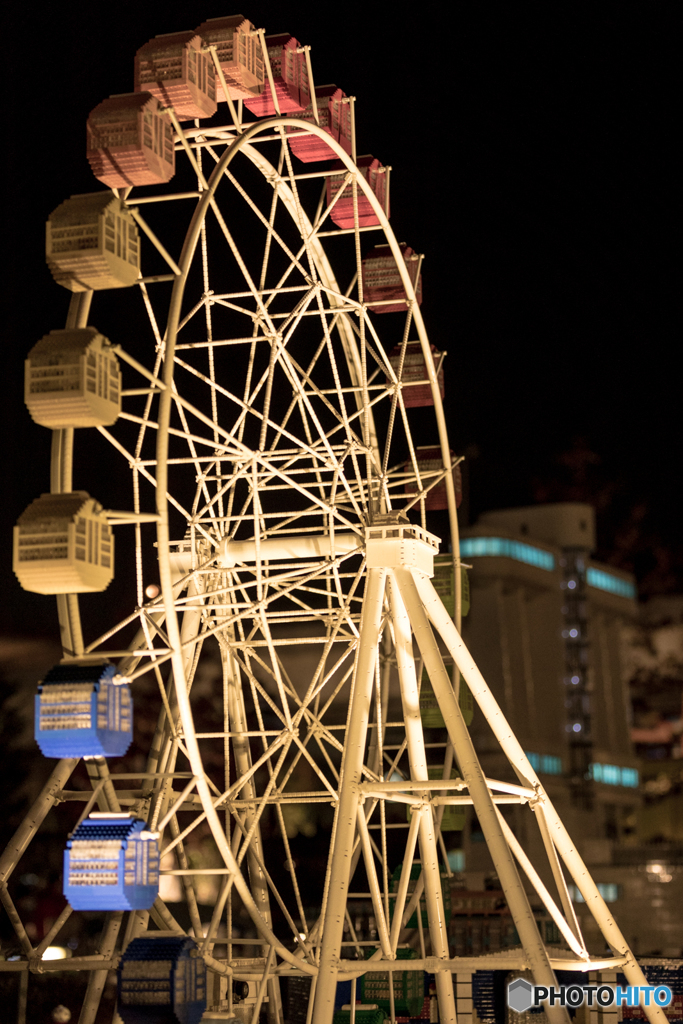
[118,936,207,1024]
[387,340,445,408]
[87,92,175,189]
[13,491,114,594]
[406,446,463,511]
[134,32,217,121]
[63,814,159,912]
[327,155,389,228]
[287,84,352,162]
[362,243,423,313]
[25,327,121,429]
[46,193,140,292]
[196,15,264,100]
[35,662,132,759]
[244,33,309,115]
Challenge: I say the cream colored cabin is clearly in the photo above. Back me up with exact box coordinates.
[14,492,114,594]
[25,327,121,429]
[46,193,139,292]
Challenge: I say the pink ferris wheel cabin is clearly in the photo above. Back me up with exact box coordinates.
[326,155,388,229]
[287,85,352,162]
[406,447,463,511]
[362,243,423,314]
[387,341,445,409]
[134,32,217,121]
[87,93,175,189]
[244,34,309,115]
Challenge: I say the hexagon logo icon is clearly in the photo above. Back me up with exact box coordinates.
[508,977,534,1013]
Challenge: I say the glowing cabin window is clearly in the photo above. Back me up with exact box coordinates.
[460,537,554,571]
[586,567,636,599]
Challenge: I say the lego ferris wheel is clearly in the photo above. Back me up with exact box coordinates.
[4,16,660,1024]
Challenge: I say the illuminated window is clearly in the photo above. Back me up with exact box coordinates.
[525,752,563,776]
[447,850,465,872]
[590,763,639,788]
[460,537,554,571]
[586,567,636,600]
[569,883,619,903]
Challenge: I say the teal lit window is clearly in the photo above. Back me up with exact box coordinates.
[447,850,465,872]
[460,537,555,571]
[586,567,636,600]
[541,755,562,775]
[620,767,639,788]
[590,763,639,788]
[569,883,619,903]
[524,752,563,776]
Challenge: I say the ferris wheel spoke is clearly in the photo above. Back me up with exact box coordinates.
[176,291,212,335]
[308,646,358,714]
[272,804,310,935]
[205,200,283,337]
[272,342,365,450]
[252,333,350,466]
[160,743,286,859]
[220,165,316,287]
[306,171,355,239]
[165,387,352,521]
[231,653,292,731]
[226,806,311,949]
[137,279,165,348]
[170,399,221,524]
[257,149,287,296]
[173,352,338,466]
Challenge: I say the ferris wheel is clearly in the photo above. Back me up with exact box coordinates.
[2,16,659,1024]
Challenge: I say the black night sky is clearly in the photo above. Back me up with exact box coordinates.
[0,2,677,640]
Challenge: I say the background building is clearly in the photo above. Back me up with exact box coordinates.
[461,501,639,846]
[456,503,683,957]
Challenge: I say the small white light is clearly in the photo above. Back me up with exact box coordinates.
[145,584,160,599]
[573,723,582,733]
[569,628,579,638]
[43,946,70,961]
[567,580,577,590]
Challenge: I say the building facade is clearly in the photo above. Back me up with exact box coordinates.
[459,503,641,899]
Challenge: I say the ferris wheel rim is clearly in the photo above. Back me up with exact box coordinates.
[144,114,459,965]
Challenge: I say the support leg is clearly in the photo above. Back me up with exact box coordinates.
[225,641,282,1023]
[394,568,569,1024]
[387,573,456,1021]
[313,568,387,1023]
[413,570,667,1024]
